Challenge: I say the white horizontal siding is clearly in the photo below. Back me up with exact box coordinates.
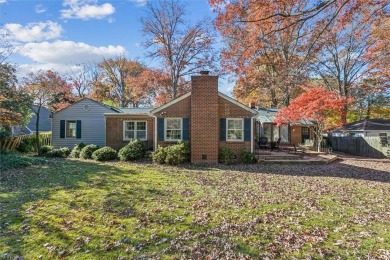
[52,99,117,148]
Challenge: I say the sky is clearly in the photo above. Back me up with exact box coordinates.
[0,0,234,95]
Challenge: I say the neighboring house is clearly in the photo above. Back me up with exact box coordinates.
[332,119,390,137]
[105,71,257,163]
[51,98,121,148]
[255,108,316,145]
[11,105,52,135]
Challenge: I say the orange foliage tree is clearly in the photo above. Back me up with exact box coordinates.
[274,87,348,151]
[23,70,74,154]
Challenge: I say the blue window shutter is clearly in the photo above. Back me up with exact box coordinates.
[157,118,164,141]
[76,120,82,139]
[220,118,226,141]
[182,118,189,141]
[60,120,65,138]
[244,118,251,141]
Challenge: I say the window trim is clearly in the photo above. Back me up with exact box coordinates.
[226,118,244,142]
[123,120,147,141]
[65,120,77,139]
[164,118,182,142]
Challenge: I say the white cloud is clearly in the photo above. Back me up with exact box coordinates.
[129,0,147,7]
[2,21,62,42]
[19,40,126,64]
[35,4,47,14]
[61,0,115,20]
[0,0,6,4]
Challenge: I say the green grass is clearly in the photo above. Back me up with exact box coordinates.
[1,158,390,259]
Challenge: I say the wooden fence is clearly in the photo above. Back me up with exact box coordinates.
[330,136,390,158]
[0,133,51,152]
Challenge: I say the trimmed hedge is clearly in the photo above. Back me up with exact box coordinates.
[92,146,117,161]
[152,141,189,165]
[70,143,86,158]
[80,144,100,159]
[46,147,71,158]
[118,140,146,161]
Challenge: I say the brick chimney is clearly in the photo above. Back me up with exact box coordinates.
[249,102,256,109]
[190,71,219,163]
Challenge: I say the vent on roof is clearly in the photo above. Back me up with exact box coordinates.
[200,70,209,75]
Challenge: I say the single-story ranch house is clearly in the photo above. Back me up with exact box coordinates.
[51,71,316,163]
[52,71,257,163]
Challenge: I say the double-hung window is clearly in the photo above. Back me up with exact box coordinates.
[165,118,182,141]
[227,118,244,141]
[66,121,76,138]
[123,121,147,141]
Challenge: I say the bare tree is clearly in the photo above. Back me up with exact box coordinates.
[67,63,100,98]
[141,0,216,99]
[96,56,145,108]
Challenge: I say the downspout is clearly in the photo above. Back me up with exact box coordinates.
[153,115,157,151]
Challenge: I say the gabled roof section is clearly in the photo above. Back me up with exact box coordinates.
[150,92,191,115]
[119,107,154,115]
[343,119,390,131]
[218,92,258,115]
[53,98,121,114]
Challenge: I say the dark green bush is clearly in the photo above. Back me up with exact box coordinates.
[219,146,234,165]
[240,149,257,164]
[70,143,86,158]
[17,135,37,153]
[0,126,11,142]
[40,145,53,155]
[151,146,167,164]
[92,146,117,161]
[80,144,99,159]
[46,147,71,158]
[118,140,146,161]
[0,152,47,171]
[152,141,190,165]
[164,141,190,165]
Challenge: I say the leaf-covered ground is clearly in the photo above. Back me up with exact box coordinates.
[1,156,390,259]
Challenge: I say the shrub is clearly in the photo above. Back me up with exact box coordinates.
[151,146,167,164]
[118,140,146,161]
[220,146,234,164]
[46,147,71,158]
[92,146,117,161]
[70,143,86,158]
[40,145,53,155]
[80,144,99,159]
[0,126,11,142]
[240,149,257,164]
[152,141,190,165]
[164,141,190,165]
[17,135,37,153]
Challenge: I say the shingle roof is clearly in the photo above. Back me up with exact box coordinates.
[255,108,315,126]
[119,107,154,114]
[26,105,51,132]
[343,119,390,131]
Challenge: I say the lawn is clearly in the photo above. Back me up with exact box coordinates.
[1,157,390,259]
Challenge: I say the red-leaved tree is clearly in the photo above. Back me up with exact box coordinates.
[274,87,349,151]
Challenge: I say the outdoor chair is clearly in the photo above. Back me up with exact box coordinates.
[257,137,270,150]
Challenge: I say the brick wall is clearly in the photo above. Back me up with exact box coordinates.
[218,96,254,159]
[191,74,219,163]
[106,115,154,151]
[156,95,191,147]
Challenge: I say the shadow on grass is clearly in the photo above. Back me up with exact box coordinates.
[182,155,390,183]
[0,158,133,258]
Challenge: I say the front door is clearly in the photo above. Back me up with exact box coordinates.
[301,127,310,143]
